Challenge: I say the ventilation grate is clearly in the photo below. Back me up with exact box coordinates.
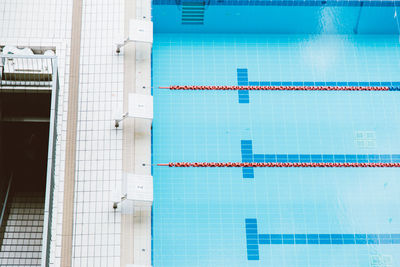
[181,2,205,25]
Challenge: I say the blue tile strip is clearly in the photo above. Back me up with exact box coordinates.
[245,218,259,260]
[241,140,400,178]
[237,68,249,103]
[246,218,400,261]
[154,0,400,7]
[236,68,400,104]
[241,140,254,178]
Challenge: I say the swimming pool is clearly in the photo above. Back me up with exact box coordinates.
[152,3,400,266]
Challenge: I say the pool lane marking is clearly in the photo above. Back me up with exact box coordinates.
[160,69,400,102]
[246,218,400,261]
[157,162,400,167]
[241,140,400,178]
[159,85,395,91]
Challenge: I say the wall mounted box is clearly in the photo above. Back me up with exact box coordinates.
[123,173,153,206]
[128,93,153,119]
[129,19,153,44]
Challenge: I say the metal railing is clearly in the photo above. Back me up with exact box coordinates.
[0,53,59,267]
[0,173,13,228]
[1,54,54,89]
[40,56,59,267]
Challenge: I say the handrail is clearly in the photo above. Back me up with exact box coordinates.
[0,173,13,228]
[1,54,57,59]
[40,57,59,267]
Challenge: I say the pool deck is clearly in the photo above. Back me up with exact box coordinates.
[120,0,152,266]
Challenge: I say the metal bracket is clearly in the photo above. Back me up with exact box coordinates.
[115,38,130,54]
[114,112,129,128]
[112,194,127,209]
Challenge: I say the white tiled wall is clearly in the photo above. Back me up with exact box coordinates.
[1,0,132,266]
[72,0,124,266]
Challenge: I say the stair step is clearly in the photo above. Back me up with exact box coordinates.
[2,232,42,239]
[0,193,44,266]
[10,202,44,209]
[0,258,40,266]
[0,264,40,266]
[0,261,40,267]
[2,239,42,245]
[0,245,42,252]
[1,225,43,232]
[3,220,43,227]
[0,251,41,258]
[8,208,44,215]
[0,257,41,265]
[6,214,44,221]
[4,218,44,225]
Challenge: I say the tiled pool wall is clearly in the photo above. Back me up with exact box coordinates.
[152,34,400,266]
[153,0,400,6]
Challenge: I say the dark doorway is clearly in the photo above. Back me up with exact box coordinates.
[0,91,51,195]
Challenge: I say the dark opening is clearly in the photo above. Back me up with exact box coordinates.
[0,91,51,194]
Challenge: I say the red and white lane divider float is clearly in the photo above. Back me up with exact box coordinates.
[157,162,400,168]
[159,86,390,91]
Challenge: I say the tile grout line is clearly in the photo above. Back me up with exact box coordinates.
[60,0,83,266]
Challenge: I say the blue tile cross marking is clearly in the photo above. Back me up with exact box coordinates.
[236,68,400,104]
[246,218,400,261]
[241,140,400,178]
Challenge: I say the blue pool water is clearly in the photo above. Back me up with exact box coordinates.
[152,4,400,267]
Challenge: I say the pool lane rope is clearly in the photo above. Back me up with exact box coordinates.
[159,86,398,91]
[157,162,400,168]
